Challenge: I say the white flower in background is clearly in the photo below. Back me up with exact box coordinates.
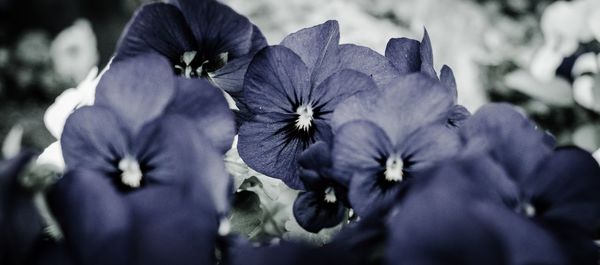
[40,64,107,172]
[44,66,102,139]
[504,70,573,107]
[50,19,99,84]
[571,53,600,113]
[593,149,600,165]
[36,142,65,171]
[534,0,600,81]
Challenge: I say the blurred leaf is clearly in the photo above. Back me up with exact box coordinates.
[505,70,574,106]
[229,190,263,237]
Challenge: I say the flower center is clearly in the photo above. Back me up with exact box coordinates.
[323,187,337,203]
[295,104,314,131]
[384,155,404,182]
[118,156,142,188]
[174,51,228,79]
[516,201,536,217]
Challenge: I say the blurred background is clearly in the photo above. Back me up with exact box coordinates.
[0,0,599,157]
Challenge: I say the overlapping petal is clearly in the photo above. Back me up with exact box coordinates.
[95,54,175,135]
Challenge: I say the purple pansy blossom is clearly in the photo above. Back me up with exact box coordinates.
[49,54,233,264]
[238,21,396,190]
[386,161,568,265]
[114,0,267,99]
[293,141,349,233]
[331,73,461,216]
[459,103,600,264]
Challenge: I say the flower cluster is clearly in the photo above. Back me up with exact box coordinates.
[2,0,600,264]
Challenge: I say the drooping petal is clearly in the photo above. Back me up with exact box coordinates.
[95,53,175,135]
[165,78,235,153]
[281,20,341,86]
[48,169,132,265]
[312,69,377,119]
[339,44,398,88]
[60,106,128,173]
[243,45,311,114]
[134,114,231,213]
[384,38,421,74]
[293,191,345,233]
[459,103,554,183]
[115,3,196,61]
[172,0,254,59]
[332,120,392,186]
[333,73,454,142]
[524,147,600,233]
[249,25,268,55]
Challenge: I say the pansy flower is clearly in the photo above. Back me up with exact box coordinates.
[51,55,232,265]
[331,73,461,216]
[385,29,470,127]
[386,161,568,265]
[114,0,267,99]
[293,141,349,233]
[459,103,600,264]
[238,21,396,190]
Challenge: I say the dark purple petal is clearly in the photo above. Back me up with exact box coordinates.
[312,69,377,119]
[243,45,311,114]
[333,73,454,142]
[228,241,354,265]
[474,202,568,265]
[165,78,235,153]
[397,124,461,172]
[298,141,331,191]
[0,152,43,265]
[128,185,219,265]
[440,65,457,101]
[134,114,231,213]
[384,38,421,74]
[281,20,341,86]
[249,25,268,55]
[172,0,254,59]
[238,113,317,190]
[115,3,195,61]
[419,29,437,79]
[339,44,398,88]
[95,54,175,135]
[211,55,253,95]
[460,103,554,183]
[210,25,267,95]
[525,147,600,232]
[348,170,405,217]
[293,191,345,233]
[61,106,128,173]
[48,169,131,265]
[332,120,392,186]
